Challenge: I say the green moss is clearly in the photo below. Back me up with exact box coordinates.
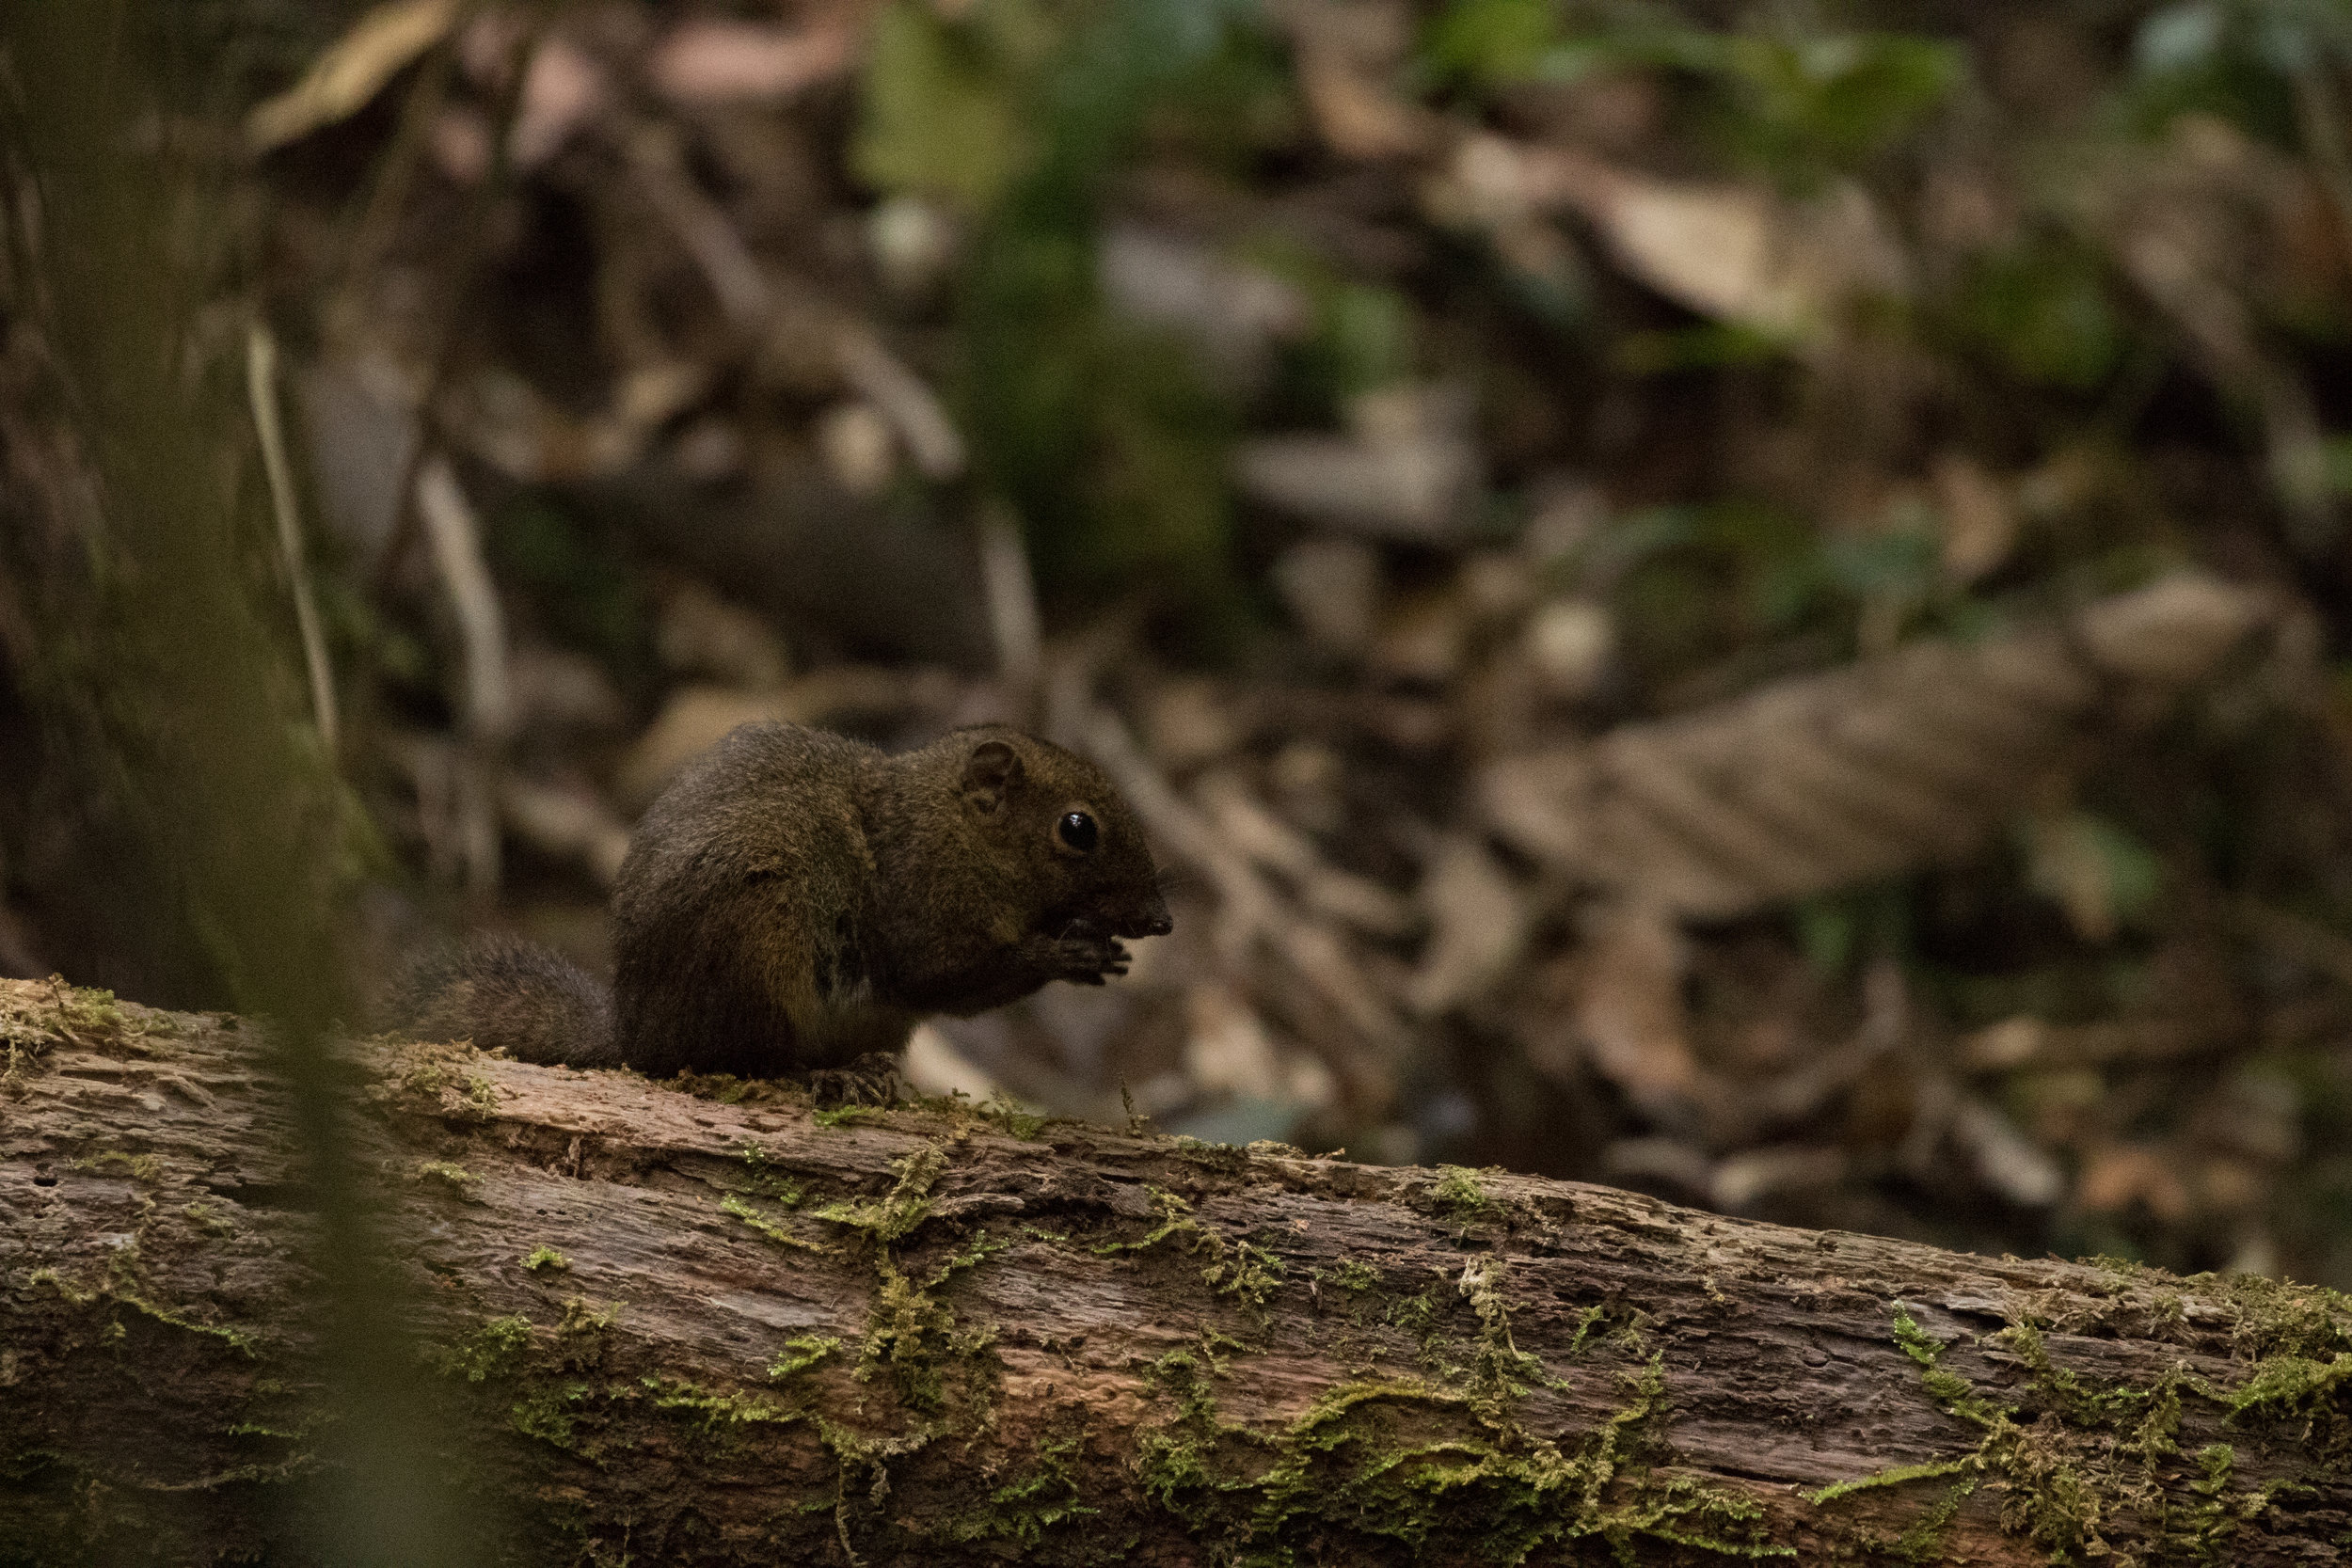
[116,1291,260,1357]
[428,1068,501,1123]
[558,1298,619,1338]
[1455,1257,1566,1421]
[4,981,172,1092]
[436,1314,534,1383]
[28,1267,99,1308]
[769,1335,844,1381]
[813,1415,936,1563]
[813,1103,886,1128]
[723,1192,831,1253]
[1330,1260,1376,1292]
[977,1089,1047,1140]
[1385,1286,1439,1338]
[796,1144,1009,1414]
[812,1144,946,1243]
[1132,1341,1791,1563]
[1201,1239,1285,1309]
[414,1160,481,1198]
[512,1382,592,1450]
[642,1374,799,1429]
[1093,1186,1286,1312]
[1890,1476,1978,1563]
[1803,1456,1974,1506]
[72,1149,163,1183]
[738,1143,805,1204]
[1810,1301,2342,1564]
[1090,1185,1200,1258]
[31,1265,258,1356]
[947,1436,1100,1546]
[853,1229,1008,1409]
[522,1244,571,1273]
[182,1201,234,1237]
[1890,1306,2005,1427]
[2223,1351,2352,1421]
[670,1071,756,1104]
[1432,1165,1504,1223]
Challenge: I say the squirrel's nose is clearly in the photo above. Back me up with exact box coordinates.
[1137,891,1173,938]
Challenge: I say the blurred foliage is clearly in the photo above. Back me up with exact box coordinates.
[859,0,1256,603]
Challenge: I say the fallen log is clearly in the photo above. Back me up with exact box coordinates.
[5,975,2351,1566]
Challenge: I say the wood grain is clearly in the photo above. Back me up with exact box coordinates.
[6,975,2350,1565]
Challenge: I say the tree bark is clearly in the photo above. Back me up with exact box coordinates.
[6,976,2352,1566]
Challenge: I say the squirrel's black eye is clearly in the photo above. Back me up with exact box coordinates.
[1057,812,1099,853]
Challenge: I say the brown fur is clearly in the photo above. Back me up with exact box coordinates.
[392,722,1169,1079]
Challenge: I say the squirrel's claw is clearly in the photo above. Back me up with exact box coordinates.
[805,1052,908,1108]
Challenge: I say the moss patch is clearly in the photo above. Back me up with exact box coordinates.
[1808,1301,2344,1563]
[414,1159,482,1198]
[1132,1339,1790,1563]
[1431,1165,1504,1224]
[769,1335,844,1382]
[1092,1185,1286,1312]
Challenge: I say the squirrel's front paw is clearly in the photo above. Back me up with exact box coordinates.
[1048,925,1130,986]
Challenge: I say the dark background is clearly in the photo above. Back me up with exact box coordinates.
[8,0,2352,1283]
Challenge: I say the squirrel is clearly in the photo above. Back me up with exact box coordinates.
[393,721,1172,1079]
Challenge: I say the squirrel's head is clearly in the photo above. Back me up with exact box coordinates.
[954,728,1172,942]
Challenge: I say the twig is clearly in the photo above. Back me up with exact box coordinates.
[834,326,965,481]
[977,500,1041,694]
[413,453,513,744]
[367,8,541,591]
[624,117,772,330]
[246,321,342,753]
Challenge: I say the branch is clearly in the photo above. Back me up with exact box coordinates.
[5,976,2350,1564]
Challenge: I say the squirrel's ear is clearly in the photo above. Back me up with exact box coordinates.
[961,738,1023,814]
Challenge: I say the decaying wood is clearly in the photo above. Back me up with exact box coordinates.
[7,975,2352,1566]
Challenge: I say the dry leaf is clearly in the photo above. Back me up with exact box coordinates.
[1929,452,2017,585]
[498,774,631,888]
[1480,574,2268,919]
[1951,1097,2065,1208]
[1184,984,1287,1101]
[1272,0,1430,159]
[1962,1015,2210,1070]
[1435,137,1908,341]
[1573,902,1701,1115]
[1100,227,1310,390]
[2077,1144,2191,1222]
[649,18,857,104]
[509,36,606,170]
[1404,835,1528,1016]
[1271,539,1381,656]
[1710,1146,1846,1210]
[1237,387,1482,541]
[246,0,463,153]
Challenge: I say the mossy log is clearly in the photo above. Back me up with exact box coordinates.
[8,979,2352,1565]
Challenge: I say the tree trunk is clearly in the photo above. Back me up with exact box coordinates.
[6,976,2351,1566]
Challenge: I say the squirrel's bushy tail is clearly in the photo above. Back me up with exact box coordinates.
[389,935,619,1069]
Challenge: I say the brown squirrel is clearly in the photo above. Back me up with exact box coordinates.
[395,722,1172,1078]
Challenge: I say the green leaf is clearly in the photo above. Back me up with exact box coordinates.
[854,0,1042,211]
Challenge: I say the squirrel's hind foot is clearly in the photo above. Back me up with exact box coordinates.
[804,1052,909,1109]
